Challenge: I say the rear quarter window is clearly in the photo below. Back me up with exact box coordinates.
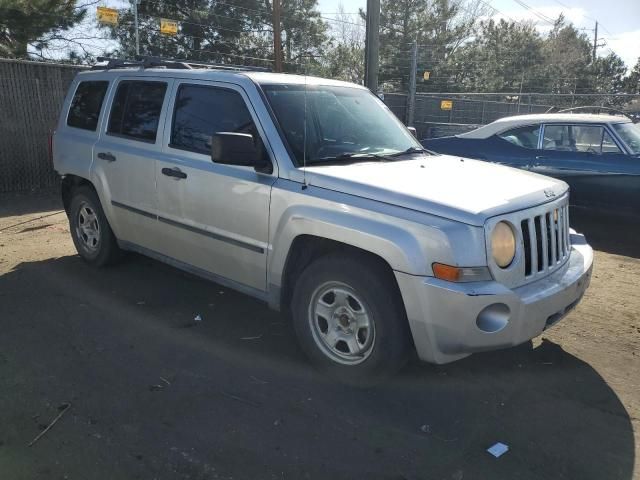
[66,81,109,131]
[498,125,541,149]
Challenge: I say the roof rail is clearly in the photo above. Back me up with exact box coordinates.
[92,55,270,72]
[92,56,190,70]
[142,56,271,72]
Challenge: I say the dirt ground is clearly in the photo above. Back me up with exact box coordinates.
[0,191,638,480]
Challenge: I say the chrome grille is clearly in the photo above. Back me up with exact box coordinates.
[520,204,570,279]
[485,194,571,288]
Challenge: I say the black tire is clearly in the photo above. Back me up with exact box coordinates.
[68,186,121,267]
[291,252,411,385]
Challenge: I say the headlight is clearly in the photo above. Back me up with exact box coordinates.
[491,221,516,268]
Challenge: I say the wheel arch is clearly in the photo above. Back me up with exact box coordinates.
[277,234,407,320]
[61,174,96,214]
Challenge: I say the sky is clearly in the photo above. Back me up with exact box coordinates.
[319,0,640,68]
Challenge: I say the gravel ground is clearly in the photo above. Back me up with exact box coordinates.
[0,191,638,480]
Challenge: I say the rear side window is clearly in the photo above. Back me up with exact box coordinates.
[170,84,256,155]
[107,81,167,142]
[67,81,109,131]
[498,125,540,149]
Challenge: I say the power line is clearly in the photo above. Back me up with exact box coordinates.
[510,0,556,26]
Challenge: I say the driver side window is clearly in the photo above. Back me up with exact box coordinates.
[543,124,622,154]
[170,84,260,156]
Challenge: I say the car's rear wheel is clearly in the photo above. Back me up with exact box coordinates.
[291,252,411,384]
[68,186,121,267]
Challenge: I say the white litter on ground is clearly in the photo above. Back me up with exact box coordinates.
[487,442,509,458]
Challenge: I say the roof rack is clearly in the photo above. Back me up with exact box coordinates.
[92,55,270,72]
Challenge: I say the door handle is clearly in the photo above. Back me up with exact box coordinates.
[161,167,187,179]
[97,152,116,162]
[535,155,547,160]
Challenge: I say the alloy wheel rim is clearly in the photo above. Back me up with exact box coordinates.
[308,281,375,365]
[76,202,100,253]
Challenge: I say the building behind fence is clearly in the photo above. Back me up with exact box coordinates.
[0,59,83,193]
[1,59,638,193]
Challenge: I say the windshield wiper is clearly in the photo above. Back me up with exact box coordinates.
[307,152,389,165]
[387,146,429,158]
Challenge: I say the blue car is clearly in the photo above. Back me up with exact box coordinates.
[422,113,640,217]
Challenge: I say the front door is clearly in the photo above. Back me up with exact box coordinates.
[531,123,639,214]
[154,80,276,293]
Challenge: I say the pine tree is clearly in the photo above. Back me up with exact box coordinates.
[0,0,86,58]
[624,58,640,94]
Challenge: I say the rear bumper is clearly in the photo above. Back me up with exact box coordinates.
[395,232,593,364]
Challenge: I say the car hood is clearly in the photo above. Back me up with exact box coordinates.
[304,155,568,226]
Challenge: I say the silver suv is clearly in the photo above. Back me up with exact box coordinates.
[53,58,593,381]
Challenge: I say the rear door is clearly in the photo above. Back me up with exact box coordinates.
[55,78,110,183]
[531,123,636,213]
[92,77,172,248]
[154,80,277,293]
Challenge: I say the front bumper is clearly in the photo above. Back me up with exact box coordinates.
[395,232,593,364]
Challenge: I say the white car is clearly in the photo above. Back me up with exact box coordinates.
[52,57,593,381]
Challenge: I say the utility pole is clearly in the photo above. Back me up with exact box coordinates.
[592,21,598,62]
[272,0,284,72]
[364,0,380,93]
[133,0,140,56]
[406,40,418,126]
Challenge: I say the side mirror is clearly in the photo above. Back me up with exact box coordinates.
[211,132,272,174]
[407,126,417,137]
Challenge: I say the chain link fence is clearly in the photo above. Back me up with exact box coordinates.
[0,59,84,193]
[384,92,640,140]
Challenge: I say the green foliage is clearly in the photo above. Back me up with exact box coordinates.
[311,6,364,83]
[407,12,632,105]
[378,0,486,91]
[443,19,543,93]
[624,58,640,94]
[278,0,329,67]
[105,0,271,66]
[0,0,86,57]
[104,0,328,70]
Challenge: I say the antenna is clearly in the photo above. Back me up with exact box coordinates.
[302,58,309,190]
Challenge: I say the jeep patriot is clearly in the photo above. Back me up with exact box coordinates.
[52,58,593,380]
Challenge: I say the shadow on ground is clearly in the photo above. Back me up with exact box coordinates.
[0,190,61,219]
[570,207,640,258]
[0,252,635,480]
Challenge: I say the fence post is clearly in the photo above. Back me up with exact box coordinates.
[364,0,380,93]
[406,40,418,126]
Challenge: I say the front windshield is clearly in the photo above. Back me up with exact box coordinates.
[261,84,423,166]
[612,122,640,155]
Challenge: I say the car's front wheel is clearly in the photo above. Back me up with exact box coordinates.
[291,252,411,384]
[68,186,121,267]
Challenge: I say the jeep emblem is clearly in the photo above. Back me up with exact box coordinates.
[544,189,556,198]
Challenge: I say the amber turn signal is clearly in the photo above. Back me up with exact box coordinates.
[432,263,462,282]
[432,263,493,283]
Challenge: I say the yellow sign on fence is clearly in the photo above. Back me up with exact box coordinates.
[423,71,430,80]
[160,18,179,35]
[97,6,118,26]
[440,100,453,111]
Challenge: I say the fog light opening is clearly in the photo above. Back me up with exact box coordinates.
[476,303,510,333]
